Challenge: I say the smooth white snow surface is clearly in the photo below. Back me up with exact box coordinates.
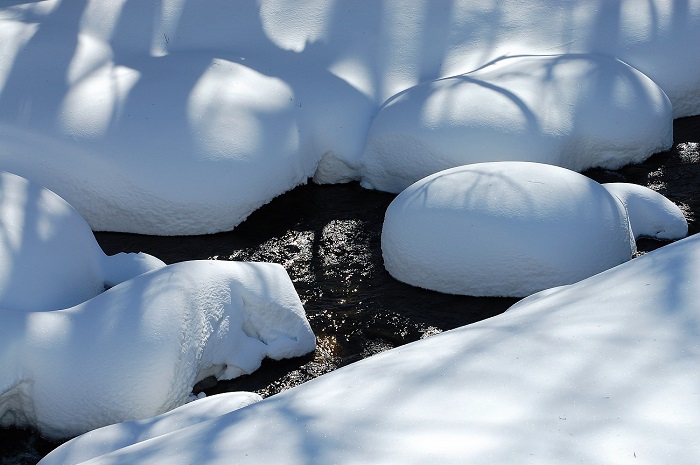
[360,55,672,193]
[39,392,262,465]
[0,260,315,439]
[41,233,700,465]
[382,162,642,297]
[603,182,688,240]
[0,170,164,312]
[1,0,699,234]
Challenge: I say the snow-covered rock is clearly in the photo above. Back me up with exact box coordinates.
[1,0,699,234]
[39,392,262,465]
[38,233,700,465]
[0,260,315,439]
[0,54,318,235]
[382,162,640,297]
[603,182,688,240]
[0,170,314,440]
[0,171,164,312]
[361,55,672,193]
[381,163,689,297]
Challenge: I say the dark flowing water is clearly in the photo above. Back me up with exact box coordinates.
[2,116,699,464]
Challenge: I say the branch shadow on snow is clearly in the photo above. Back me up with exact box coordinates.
[0,0,511,227]
[0,1,697,461]
[238,239,700,463]
[87,238,700,463]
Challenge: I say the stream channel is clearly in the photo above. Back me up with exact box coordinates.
[2,116,699,464]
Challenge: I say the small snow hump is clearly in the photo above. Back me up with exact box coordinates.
[602,183,688,240]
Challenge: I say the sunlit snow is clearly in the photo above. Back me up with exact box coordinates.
[0,1,698,462]
[40,233,700,465]
[381,162,662,297]
[0,259,315,439]
[38,392,263,465]
[602,182,689,240]
[0,171,314,439]
[0,0,698,233]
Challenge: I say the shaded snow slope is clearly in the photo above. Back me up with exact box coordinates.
[44,233,700,464]
[382,162,640,297]
[0,171,164,312]
[0,260,315,439]
[39,392,262,465]
[360,55,672,193]
[1,0,699,234]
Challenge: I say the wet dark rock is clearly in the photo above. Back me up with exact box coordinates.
[0,429,57,465]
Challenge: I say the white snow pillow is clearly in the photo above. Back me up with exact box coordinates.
[382,162,685,297]
[361,55,672,193]
[0,260,315,439]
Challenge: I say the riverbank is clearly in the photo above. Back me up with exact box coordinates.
[1,115,698,463]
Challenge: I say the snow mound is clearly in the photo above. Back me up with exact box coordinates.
[100,251,168,289]
[603,182,688,240]
[381,162,638,297]
[0,55,317,235]
[39,392,262,465]
[360,55,672,193]
[40,233,700,465]
[0,260,315,439]
[2,1,700,234]
[0,171,164,312]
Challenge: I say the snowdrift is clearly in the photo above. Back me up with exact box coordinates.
[1,0,698,234]
[602,182,689,240]
[0,170,315,439]
[381,162,687,296]
[39,233,700,464]
[0,260,315,439]
[38,392,263,465]
[360,55,672,193]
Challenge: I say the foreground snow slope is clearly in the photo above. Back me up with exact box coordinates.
[381,162,688,297]
[39,393,263,465]
[1,0,698,234]
[0,260,315,439]
[41,234,700,464]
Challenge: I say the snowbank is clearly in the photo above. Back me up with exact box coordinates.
[382,162,643,297]
[360,55,672,193]
[603,182,688,240]
[39,392,262,465]
[0,171,164,312]
[40,233,700,465]
[1,0,699,234]
[0,260,315,439]
[0,52,318,235]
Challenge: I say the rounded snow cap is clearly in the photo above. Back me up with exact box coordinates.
[382,162,638,297]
